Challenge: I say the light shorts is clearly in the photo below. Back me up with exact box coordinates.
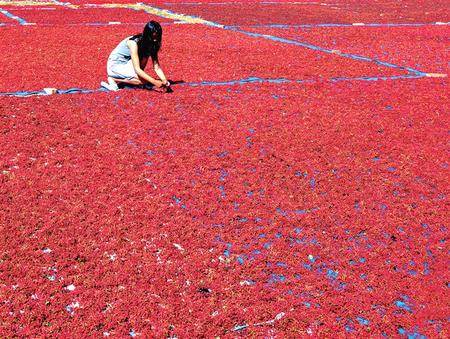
[107,59,138,80]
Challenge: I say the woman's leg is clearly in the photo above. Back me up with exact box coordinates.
[107,76,118,87]
[103,76,151,91]
[107,60,144,86]
[111,77,143,86]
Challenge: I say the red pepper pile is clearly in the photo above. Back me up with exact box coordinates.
[0,1,448,337]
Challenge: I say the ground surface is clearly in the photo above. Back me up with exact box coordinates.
[0,0,449,337]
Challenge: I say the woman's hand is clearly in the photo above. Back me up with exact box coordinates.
[148,80,172,93]
[154,80,172,93]
[152,79,163,87]
[162,80,173,93]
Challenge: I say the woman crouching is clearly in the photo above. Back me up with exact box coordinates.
[101,21,171,92]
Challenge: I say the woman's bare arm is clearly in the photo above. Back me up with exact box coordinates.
[153,56,169,86]
[127,40,163,87]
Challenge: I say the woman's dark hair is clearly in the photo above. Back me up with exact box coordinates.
[131,21,162,59]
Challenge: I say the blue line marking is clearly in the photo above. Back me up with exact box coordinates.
[0,8,28,25]
[0,88,103,97]
[226,27,425,75]
[1,20,447,29]
[222,27,425,75]
[189,76,295,86]
[134,5,428,75]
[240,22,450,28]
[331,74,423,81]
[0,22,180,28]
[0,73,429,98]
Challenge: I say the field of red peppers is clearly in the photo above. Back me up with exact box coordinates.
[0,0,449,337]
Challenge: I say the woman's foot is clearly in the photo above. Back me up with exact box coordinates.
[100,81,119,91]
